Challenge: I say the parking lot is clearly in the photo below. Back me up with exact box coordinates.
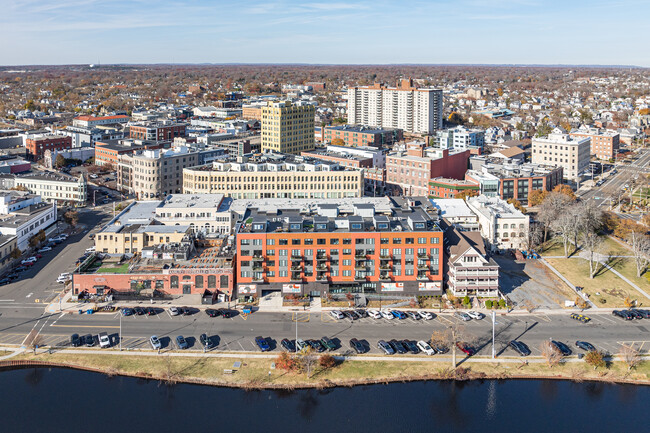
[3,305,648,359]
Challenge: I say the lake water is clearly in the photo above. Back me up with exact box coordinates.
[2,367,649,432]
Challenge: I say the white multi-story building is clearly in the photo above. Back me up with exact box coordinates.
[531,128,590,181]
[0,173,87,206]
[437,126,485,150]
[466,195,529,251]
[347,79,443,134]
[0,201,57,251]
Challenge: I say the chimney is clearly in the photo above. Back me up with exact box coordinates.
[407,142,424,157]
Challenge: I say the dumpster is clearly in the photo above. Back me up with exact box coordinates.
[243,307,252,315]
[86,309,94,314]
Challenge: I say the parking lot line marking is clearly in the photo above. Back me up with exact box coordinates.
[436,315,454,326]
[595,315,617,324]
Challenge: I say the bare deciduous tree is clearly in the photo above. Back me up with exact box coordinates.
[628,231,650,278]
[620,344,641,371]
[431,324,471,369]
[538,192,573,244]
[582,231,603,279]
[541,341,562,367]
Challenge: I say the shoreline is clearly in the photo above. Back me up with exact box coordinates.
[2,355,649,390]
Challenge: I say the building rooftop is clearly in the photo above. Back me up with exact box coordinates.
[187,152,356,173]
[237,197,441,235]
[0,202,54,228]
[159,194,230,212]
[429,199,476,219]
[467,195,527,219]
[326,124,398,134]
[4,172,82,184]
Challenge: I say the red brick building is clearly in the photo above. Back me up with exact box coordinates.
[428,178,479,199]
[569,128,620,160]
[324,125,402,148]
[386,143,470,196]
[129,122,186,142]
[94,140,164,166]
[236,200,444,297]
[25,134,71,161]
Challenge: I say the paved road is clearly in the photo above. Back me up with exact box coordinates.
[580,148,650,219]
[2,306,648,358]
[0,208,112,305]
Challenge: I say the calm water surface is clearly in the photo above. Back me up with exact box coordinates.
[2,368,648,432]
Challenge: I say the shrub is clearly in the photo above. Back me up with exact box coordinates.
[319,354,337,369]
[498,299,506,308]
[275,352,301,372]
[584,350,606,370]
[485,300,493,309]
[462,295,471,306]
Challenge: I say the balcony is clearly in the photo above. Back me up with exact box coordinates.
[291,253,303,259]
[417,274,430,280]
[252,276,264,282]
[316,253,327,260]
[379,273,391,280]
[354,264,367,270]
[252,255,264,261]
[290,274,302,282]
[252,265,264,271]
[417,252,429,259]
[290,264,302,271]
[316,275,328,281]
[379,264,392,271]
[417,263,430,270]
[316,264,328,271]
[379,254,392,260]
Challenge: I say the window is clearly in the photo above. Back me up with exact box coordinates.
[392,248,402,256]
[170,276,178,289]
[220,275,228,288]
[267,249,275,256]
[343,259,351,266]
[330,249,339,255]
[342,270,351,277]
[279,239,288,245]
[279,249,288,256]
[380,238,389,244]
[195,275,203,288]
[343,249,351,255]
[279,270,288,277]
[405,248,414,256]
[329,238,339,245]
[208,275,216,288]
[240,239,250,245]
[343,238,352,244]
[267,239,275,245]
[351,223,362,230]
[418,237,426,244]
[317,239,326,245]
[431,237,439,244]
[393,238,402,244]
[292,239,301,245]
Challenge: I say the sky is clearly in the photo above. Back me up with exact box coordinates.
[1,0,648,67]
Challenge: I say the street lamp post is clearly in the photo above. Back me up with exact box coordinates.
[491,310,496,360]
[119,312,122,351]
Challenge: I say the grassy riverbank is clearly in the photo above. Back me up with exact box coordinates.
[9,352,650,388]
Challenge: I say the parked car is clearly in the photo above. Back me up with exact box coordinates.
[380,310,394,320]
[169,307,180,316]
[456,342,476,356]
[612,310,632,320]
[0,278,10,286]
[377,340,395,355]
[550,340,572,356]
[200,333,215,350]
[83,334,95,347]
[401,340,419,354]
[368,310,382,319]
[70,333,82,347]
[150,335,161,350]
[255,336,270,352]
[121,307,133,316]
[145,307,157,316]
[21,259,36,266]
[99,332,111,348]
[632,309,650,319]
[320,336,336,351]
[330,310,345,320]
[221,309,233,318]
[509,340,531,356]
[432,343,449,354]
[133,307,145,316]
[354,309,368,318]
[455,312,472,322]
[205,308,221,317]
[176,335,189,350]
[418,311,435,320]
[349,338,365,354]
[575,341,596,352]
[296,339,308,352]
[417,340,436,355]
[37,247,52,253]
[628,309,644,320]
[406,311,421,320]
[281,338,296,352]
[389,339,407,354]
[181,306,193,316]
[467,311,485,320]
[570,313,591,323]
[308,339,326,352]
[344,310,360,320]
[391,310,407,320]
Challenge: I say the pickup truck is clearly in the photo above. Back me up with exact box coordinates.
[99,332,111,348]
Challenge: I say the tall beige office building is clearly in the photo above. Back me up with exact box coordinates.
[261,101,315,154]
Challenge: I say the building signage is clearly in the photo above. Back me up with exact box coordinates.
[418,282,441,291]
[238,284,257,294]
[282,284,301,293]
[165,268,231,275]
[381,282,403,292]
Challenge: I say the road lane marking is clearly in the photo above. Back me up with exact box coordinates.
[51,324,121,329]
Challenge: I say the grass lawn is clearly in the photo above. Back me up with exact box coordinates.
[13,351,650,386]
[545,258,637,307]
[601,237,632,257]
[97,263,130,274]
[539,238,568,257]
[611,258,650,297]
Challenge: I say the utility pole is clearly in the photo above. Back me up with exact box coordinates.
[295,313,298,353]
[119,312,122,351]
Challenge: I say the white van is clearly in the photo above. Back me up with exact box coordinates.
[99,332,111,348]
